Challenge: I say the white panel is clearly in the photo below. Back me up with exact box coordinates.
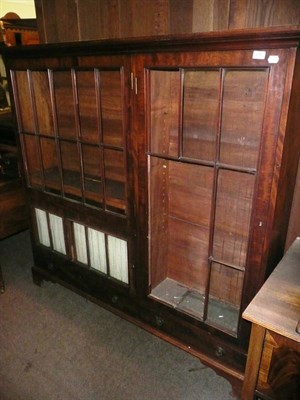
[108,235,128,284]
[49,213,66,255]
[73,223,88,264]
[87,228,107,274]
[35,208,50,247]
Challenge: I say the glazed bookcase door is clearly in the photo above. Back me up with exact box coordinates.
[12,65,128,214]
[11,55,133,288]
[144,48,290,337]
[4,30,300,377]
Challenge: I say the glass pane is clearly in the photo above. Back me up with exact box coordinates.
[53,71,76,139]
[104,149,125,212]
[22,134,42,188]
[213,169,255,268]
[76,70,99,143]
[207,262,244,335]
[100,70,123,147]
[82,144,103,205]
[168,161,213,227]
[220,69,268,169]
[182,70,219,161]
[40,137,61,194]
[31,71,54,136]
[14,71,35,133]
[149,157,213,320]
[87,228,107,274]
[35,208,50,247]
[73,222,88,264]
[148,157,169,289]
[107,235,128,283]
[60,141,82,199]
[149,70,180,157]
[49,213,66,255]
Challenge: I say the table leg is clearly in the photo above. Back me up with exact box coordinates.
[242,324,266,399]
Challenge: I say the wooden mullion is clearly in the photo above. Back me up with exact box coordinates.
[178,68,184,158]
[27,69,46,192]
[204,67,224,322]
[85,225,91,268]
[105,233,110,277]
[10,71,30,187]
[208,256,246,273]
[71,68,85,202]
[48,68,65,196]
[45,210,54,250]
[120,66,128,216]
[97,69,106,211]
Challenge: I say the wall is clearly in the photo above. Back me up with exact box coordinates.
[0,0,36,18]
[34,0,300,43]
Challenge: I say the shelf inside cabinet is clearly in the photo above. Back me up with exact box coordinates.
[150,278,205,319]
[150,277,240,335]
[28,168,125,211]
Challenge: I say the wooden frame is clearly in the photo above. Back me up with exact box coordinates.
[3,27,300,383]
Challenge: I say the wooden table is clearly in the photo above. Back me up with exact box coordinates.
[0,142,28,293]
[242,238,300,399]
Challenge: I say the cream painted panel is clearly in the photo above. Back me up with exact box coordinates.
[74,222,88,264]
[88,228,107,274]
[35,208,50,247]
[108,236,128,283]
[49,213,66,255]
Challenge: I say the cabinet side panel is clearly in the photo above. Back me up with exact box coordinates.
[285,159,300,249]
[269,49,300,264]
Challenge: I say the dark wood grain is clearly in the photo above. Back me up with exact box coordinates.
[170,0,194,34]
[192,0,230,31]
[130,0,169,37]
[34,0,46,43]
[39,0,79,43]
[35,0,299,44]
[4,28,300,383]
[229,0,300,29]
[182,69,219,161]
[77,0,120,40]
[149,69,180,157]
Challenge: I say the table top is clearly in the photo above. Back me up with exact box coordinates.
[243,237,300,343]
